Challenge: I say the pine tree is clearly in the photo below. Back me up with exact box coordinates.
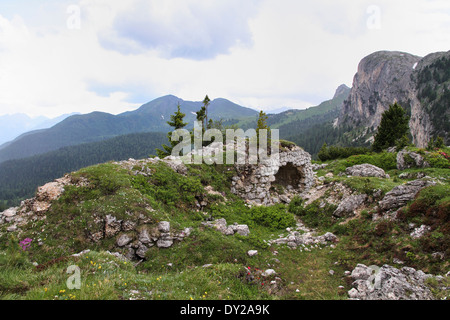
[195,95,211,131]
[256,110,269,140]
[156,104,188,158]
[203,95,211,128]
[372,103,410,152]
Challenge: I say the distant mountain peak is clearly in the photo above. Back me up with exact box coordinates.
[333,84,351,99]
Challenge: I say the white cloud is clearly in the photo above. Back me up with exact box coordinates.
[0,0,449,118]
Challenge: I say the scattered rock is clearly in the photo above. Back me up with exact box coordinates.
[247,250,258,257]
[116,234,133,247]
[156,239,173,248]
[1,207,18,218]
[345,164,389,178]
[7,224,17,232]
[262,269,276,277]
[333,194,368,217]
[203,218,250,237]
[311,163,328,171]
[105,215,122,238]
[379,179,436,211]
[348,264,435,300]
[410,225,431,239]
[158,221,171,233]
[397,150,429,170]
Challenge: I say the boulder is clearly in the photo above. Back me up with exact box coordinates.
[156,239,173,248]
[247,250,258,257]
[262,269,277,277]
[379,179,436,211]
[345,164,389,178]
[158,221,171,233]
[348,264,435,300]
[1,207,18,218]
[116,234,133,247]
[333,194,368,217]
[410,225,431,239]
[105,215,122,238]
[138,228,152,244]
[397,150,429,170]
[234,224,250,236]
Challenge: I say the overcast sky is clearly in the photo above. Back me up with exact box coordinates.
[0,0,449,117]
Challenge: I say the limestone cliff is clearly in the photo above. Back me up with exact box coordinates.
[339,50,450,148]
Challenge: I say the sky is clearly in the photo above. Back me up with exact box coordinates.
[0,0,449,118]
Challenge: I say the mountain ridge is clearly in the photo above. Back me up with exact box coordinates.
[0,96,258,163]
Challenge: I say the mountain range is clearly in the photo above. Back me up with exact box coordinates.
[0,113,79,146]
[0,96,258,163]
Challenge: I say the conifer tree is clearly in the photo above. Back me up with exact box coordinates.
[156,103,188,158]
[372,103,410,152]
[256,110,269,140]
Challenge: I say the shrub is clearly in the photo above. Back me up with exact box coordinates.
[343,152,397,171]
[132,163,204,209]
[424,151,450,169]
[317,143,371,162]
[248,204,296,231]
[288,198,337,230]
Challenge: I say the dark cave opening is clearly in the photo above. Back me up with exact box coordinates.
[273,162,303,189]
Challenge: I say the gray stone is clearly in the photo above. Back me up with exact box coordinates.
[116,234,133,247]
[397,150,429,170]
[1,207,18,217]
[379,179,436,211]
[157,239,173,248]
[345,164,389,178]
[247,250,258,257]
[323,232,338,242]
[333,194,368,217]
[348,264,435,300]
[410,225,431,239]
[235,225,250,236]
[262,269,277,277]
[105,215,122,238]
[6,224,17,232]
[136,245,149,259]
[158,221,170,233]
[138,228,152,244]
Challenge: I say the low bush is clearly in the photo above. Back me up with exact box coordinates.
[248,204,296,231]
[343,152,397,171]
[288,197,338,230]
[318,144,371,162]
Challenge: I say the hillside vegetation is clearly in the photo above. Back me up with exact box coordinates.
[0,143,448,300]
[0,132,167,210]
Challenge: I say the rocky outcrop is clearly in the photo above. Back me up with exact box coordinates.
[333,194,368,218]
[203,218,250,237]
[231,146,315,205]
[378,179,436,211]
[0,175,90,232]
[338,50,450,148]
[268,221,337,249]
[348,264,436,300]
[0,157,195,260]
[345,164,389,178]
[397,149,429,170]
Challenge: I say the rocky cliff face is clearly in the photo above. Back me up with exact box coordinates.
[339,50,450,148]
